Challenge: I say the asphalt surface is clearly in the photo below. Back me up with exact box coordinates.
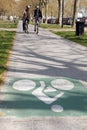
[0,21,87,130]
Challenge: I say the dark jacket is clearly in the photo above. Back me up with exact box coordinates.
[34,9,42,19]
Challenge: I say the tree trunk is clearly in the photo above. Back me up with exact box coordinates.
[59,0,62,26]
[59,0,64,27]
[45,3,48,24]
[57,0,61,24]
[72,0,80,27]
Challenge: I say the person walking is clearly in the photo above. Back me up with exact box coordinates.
[22,5,30,33]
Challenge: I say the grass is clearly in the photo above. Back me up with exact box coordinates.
[0,31,15,84]
[40,23,61,29]
[0,20,18,28]
[40,23,72,29]
[54,31,87,47]
[0,31,16,85]
[0,20,18,85]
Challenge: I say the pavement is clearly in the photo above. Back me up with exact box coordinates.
[0,20,87,130]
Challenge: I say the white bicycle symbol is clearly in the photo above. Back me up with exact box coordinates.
[13,79,74,112]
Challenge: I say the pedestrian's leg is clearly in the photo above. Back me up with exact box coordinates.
[34,19,36,31]
[23,22,25,31]
[27,20,29,33]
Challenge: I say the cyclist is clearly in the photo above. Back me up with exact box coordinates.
[33,5,42,32]
[22,5,30,33]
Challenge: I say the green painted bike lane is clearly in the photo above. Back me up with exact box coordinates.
[0,77,87,118]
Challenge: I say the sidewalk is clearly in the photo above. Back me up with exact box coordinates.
[4,21,87,81]
[0,21,87,130]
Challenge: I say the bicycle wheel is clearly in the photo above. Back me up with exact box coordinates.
[36,25,39,34]
[36,21,39,34]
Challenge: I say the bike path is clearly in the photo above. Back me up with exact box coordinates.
[1,77,87,118]
[0,21,87,130]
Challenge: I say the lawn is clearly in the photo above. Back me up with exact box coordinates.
[0,31,16,85]
[0,20,18,85]
[40,23,61,29]
[54,31,87,47]
[0,20,18,28]
[40,23,71,29]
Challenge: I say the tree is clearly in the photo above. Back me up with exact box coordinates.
[57,0,61,23]
[72,0,80,27]
[39,0,49,23]
[64,0,73,17]
[57,0,64,27]
[0,0,17,17]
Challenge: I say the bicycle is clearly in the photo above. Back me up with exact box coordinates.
[36,19,39,34]
[34,18,41,34]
